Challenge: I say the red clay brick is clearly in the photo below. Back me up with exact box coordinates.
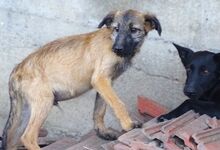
[164,138,183,150]
[143,120,171,141]
[36,109,220,150]
[192,127,220,150]
[157,111,200,149]
[192,127,220,145]
[129,141,163,150]
[114,109,220,150]
[147,141,164,150]
[197,140,220,150]
[174,114,210,149]
[118,128,150,145]
[206,117,220,128]
[127,141,151,150]
[114,141,164,150]
[118,127,164,150]
[161,110,199,135]
[137,96,168,117]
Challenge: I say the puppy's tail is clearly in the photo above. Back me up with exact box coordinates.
[2,91,31,150]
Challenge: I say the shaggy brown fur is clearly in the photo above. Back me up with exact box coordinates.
[2,9,161,150]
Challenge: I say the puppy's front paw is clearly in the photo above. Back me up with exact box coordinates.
[121,120,142,131]
[95,127,121,141]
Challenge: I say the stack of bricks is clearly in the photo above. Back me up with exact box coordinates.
[2,96,220,150]
[109,96,220,150]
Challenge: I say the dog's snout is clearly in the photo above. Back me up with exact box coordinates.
[184,87,197,98]
[186,91,197,97]
[113,44,123,53]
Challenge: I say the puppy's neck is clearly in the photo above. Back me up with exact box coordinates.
[112,57,132,80]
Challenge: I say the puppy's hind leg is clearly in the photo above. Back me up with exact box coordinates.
[21,88,54,150]
[93,93,121,140]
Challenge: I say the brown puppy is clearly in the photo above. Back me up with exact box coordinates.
[2,9,161,150]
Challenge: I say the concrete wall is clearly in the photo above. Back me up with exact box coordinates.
[0,0,220,138]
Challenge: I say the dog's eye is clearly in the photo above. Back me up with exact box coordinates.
[131,27,140,33]
[202,69,209,75]
[200,66,209,75]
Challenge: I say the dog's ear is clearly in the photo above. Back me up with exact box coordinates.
[173,43,194,66]
[98,11,116,28]
[144,14,162,36]
[214,53,220,63]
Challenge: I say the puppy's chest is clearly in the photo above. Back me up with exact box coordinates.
[112,58,132,79]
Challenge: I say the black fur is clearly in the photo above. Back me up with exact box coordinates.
[145,15,162,36]
[158,43,220,122]
[112,33,137,57]
[98,11,115,28]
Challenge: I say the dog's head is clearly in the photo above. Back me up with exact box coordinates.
[173,43,220,99]
[98,9,162,57]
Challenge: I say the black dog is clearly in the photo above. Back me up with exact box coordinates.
[158,43,220,122]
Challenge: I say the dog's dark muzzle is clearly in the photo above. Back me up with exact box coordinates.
[112,45,134,57]
[112,44,129,57]
[112,33,135,57]
[113,44,124,54]
[113,34,126,56]
[184,86,199,99]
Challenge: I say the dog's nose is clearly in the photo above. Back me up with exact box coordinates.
[186,91,197,97]
[113,45,123,53]
[184,87,197,98]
